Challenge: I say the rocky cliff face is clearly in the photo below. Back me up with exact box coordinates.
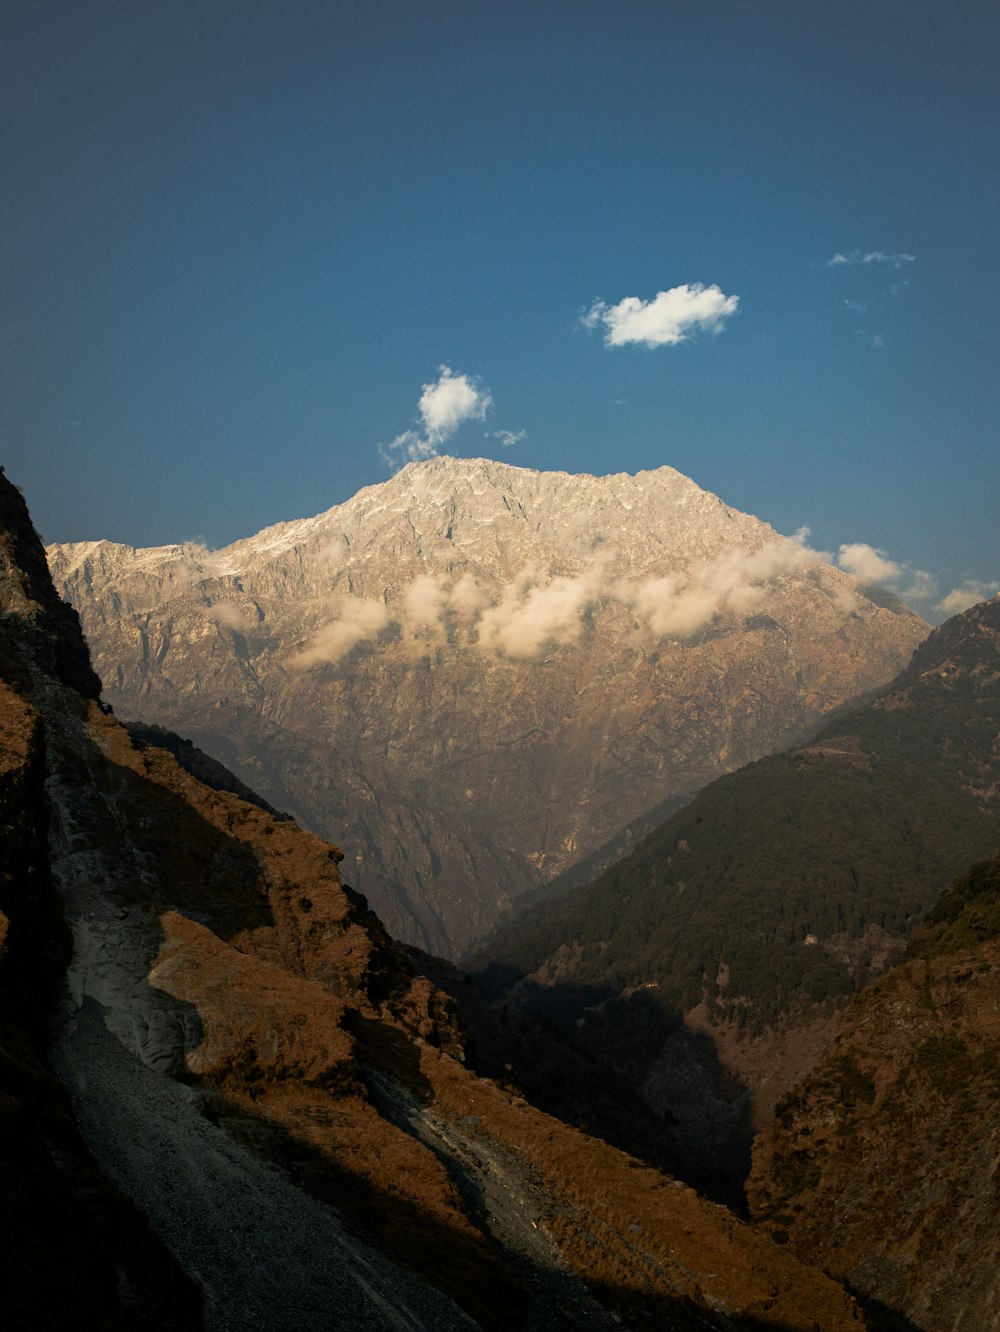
[0,472,202,1330]
[4,467,878,1330]
[748,853,1000,1331]
[48,456,927,956]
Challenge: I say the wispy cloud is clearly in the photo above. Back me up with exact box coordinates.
[837,543,901,584]
[582,282,739,348]
[202,601,251,632]
[936,580,999,615]
[489,428,526,448]
[837,542,936,603]
[290,598,389,668]
[380,365,492,468]
[827,250,916,269]
[477,562,609,659]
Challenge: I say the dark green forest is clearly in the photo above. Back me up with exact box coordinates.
[471,599,1000,1030]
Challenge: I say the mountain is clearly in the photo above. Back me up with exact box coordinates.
[0,476,202,1330]
[748,851,1000,1330]
[48,456,927,957]
[2,467,880,1330]
[469,596,1000,1180]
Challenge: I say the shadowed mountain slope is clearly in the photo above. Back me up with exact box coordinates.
[3,468,883,1328]
[749,851,1000,1331]
[48,456,926,957]
[469,597,1000,1169]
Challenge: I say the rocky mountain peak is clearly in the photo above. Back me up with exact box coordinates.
[48,458,929,956]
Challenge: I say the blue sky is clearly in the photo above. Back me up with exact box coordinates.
[2,0,997,617]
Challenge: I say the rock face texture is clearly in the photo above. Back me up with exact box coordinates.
[48,456,927,957]
[749,853,1000,1332]
[0,474,202,1330]
[3,467,877,1330]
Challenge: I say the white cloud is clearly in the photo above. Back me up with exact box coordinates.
[470,534,824,659]
[476,563,607,659]
[449,572,488,617]
[384,430,438,465]
[419,365,491,440]
[617,532,825,639]
[381,365,492,468]
[489,429,526,448]
[900,570,938,603]
[837,543,902,585]
[310,537,346,566]
[290,598,389,669]
[827,250,916,269]
[401,574,448,635]
[836,543,941,606]
[202,601,250,632]
[936,580,999,615]
[292,532,963,671]
[583,282,739,348]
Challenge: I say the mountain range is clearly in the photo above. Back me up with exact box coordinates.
[6,460,999,1329]
[2,466,883,1329]
[47,456,927,957]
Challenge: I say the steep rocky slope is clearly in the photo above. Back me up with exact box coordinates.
[748,853,1000,1331]
[48,456,927,956]
[0,476,202,1331]
[470,597,1000,1176]
[3,467,882,1330]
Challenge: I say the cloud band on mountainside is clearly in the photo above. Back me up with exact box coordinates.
[291,530,832,668]
[202,601,251,631]
[290,527,997,669]
[835,542,942,606]
[289,598,389,668]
